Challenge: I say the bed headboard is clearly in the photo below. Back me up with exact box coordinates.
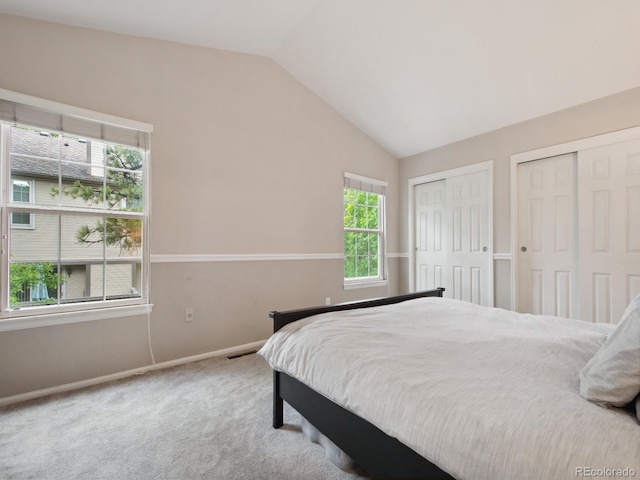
[269,288,445,333]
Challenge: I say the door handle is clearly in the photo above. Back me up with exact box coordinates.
[482,247,488,252]
[521,246,527,252]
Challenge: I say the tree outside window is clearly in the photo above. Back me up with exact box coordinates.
[344,188,383,279]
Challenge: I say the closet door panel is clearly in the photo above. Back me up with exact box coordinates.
[415,180,446,293]
[578,139,640,323]
[517,154,577,317]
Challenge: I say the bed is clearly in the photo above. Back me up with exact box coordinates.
[259,289,640,480]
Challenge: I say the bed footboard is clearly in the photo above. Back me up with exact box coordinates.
[268,289,449,480]
[269,288,445,332]
[270,288,445,428]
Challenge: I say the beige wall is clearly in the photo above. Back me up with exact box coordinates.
[0,14,399,399]
[399,87,640,308]
[3,12,639,401]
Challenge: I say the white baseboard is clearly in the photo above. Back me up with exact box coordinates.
[0,340,266,408]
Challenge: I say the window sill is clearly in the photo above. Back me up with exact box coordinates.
[0,303,153,332]
[344,279,389,290]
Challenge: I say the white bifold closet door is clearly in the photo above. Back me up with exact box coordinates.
[517,139,640,323]
[517,153,577,318]
[415,180,446,294]
[577,139,640,323]
[415,171,491,306]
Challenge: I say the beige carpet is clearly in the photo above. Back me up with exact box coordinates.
[0,353,369,480]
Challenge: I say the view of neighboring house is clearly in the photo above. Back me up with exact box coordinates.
[9,126,142,307]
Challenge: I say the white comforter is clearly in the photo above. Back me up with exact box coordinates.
[259,297,640,480]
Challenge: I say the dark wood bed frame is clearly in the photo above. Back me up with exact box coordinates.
[269,288,455,480]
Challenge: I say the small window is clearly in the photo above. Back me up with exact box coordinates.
[343,173,387,286]
[11,179,34,228]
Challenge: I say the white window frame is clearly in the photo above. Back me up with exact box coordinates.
[10,178,34,229]
[0,89,153,331]
[343,172,388,289]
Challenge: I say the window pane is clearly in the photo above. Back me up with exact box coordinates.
[344,231,356,256]
[59,162,105,209]
[11,126,59,160]
[9,262,60,307]
[105,217,142,255]
[133,262,142,296]
[62,215,104,259]
[11,212,58,263]
[354,256,378,278]
[343,230,380,279]
[61,134,89,164]
[16,166,59,208]
[106,168,143,212]
[369,233,379,255]
[356,256,370,277]
[86,264,105,301]
[9,212,60,308]
[354,205,367,228]
[370,256,379,276]
[106,145,143,171]
[11,212,31,226]
[344,188,380,232]
[344,188,355,205]
[106,263,141,299]
[55,139,108,211]
[344,199,355,228]
[354,231,369,256]
[344,255,356,278]
[61,264,93,304]
[367,205,379,229]
[105,145,144,212]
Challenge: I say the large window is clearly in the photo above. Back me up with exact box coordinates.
[0,93,151,322]
[343,173,386,286]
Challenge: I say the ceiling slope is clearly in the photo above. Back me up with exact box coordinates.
[0,0,639,157]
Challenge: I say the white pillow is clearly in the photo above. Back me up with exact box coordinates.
[579,293,640,407]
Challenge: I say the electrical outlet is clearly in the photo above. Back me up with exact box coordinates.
[185,308,193,322]
[325,297,331,305]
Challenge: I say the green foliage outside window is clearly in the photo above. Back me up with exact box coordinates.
[344,188,381,278]
[10,262,64,307]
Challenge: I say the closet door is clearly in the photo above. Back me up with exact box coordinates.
[578,139,640,323]
[446,171,491,305]
[414,170,492,306]
[415,180,446,292]
[517,154,577,317]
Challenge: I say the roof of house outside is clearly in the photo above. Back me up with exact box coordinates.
[10,127,105,184]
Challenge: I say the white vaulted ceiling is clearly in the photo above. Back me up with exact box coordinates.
[0,0,639,158]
